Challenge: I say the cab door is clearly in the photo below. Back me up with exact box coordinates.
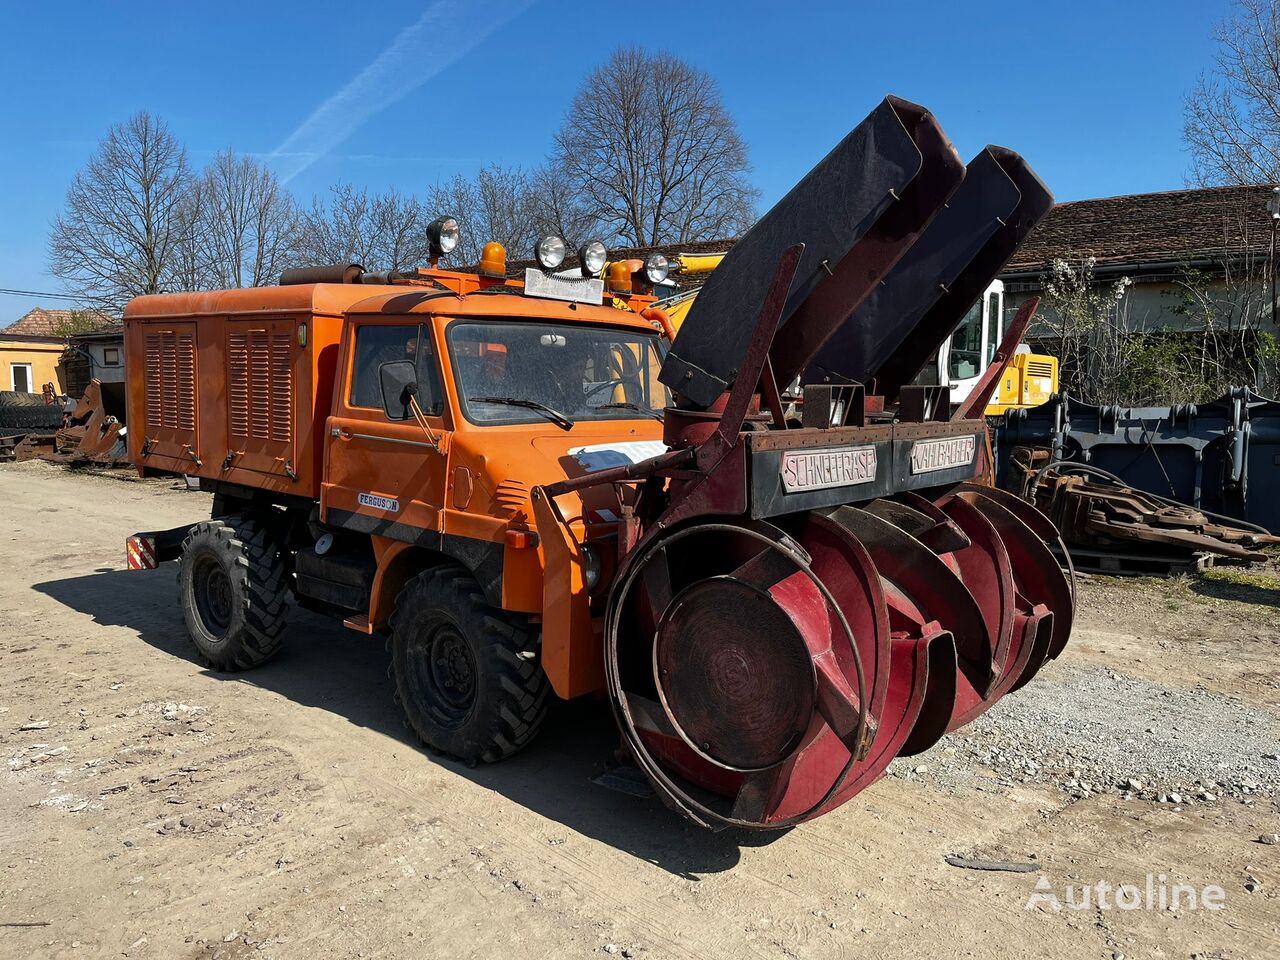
[321,319,449,539]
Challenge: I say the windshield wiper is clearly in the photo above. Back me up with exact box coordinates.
[471,396,574,430]
[595,401,662,420]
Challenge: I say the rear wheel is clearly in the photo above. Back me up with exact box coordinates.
[178,516,289,669]
[389,566,548,764]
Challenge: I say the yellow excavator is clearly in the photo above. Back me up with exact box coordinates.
[656,253,1058,416]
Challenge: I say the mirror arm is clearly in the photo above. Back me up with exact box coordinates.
[408,395,439,447]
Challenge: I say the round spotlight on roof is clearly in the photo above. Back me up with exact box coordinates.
[535,234,567,270]
[643,252,670,285]
[578,240,608,277]
[427,216,460,258]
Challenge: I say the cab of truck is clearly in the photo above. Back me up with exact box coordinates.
[315,288,670,651]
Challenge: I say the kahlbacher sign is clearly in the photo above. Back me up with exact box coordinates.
[909,435,976,474]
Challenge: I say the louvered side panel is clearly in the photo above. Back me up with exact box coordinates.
[229,333,250,437]
[224,319,296,481]
[269,333,293,442]
[138,324,199,464]
[175,333,196,431]
[143,330,197,431]
[144,334,163,427]
[249,332,271,439]
[159,334,178,428]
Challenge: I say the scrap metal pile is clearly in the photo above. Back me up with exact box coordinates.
[0,380,128,467]
[998,391,1280,570]
[54,379,128,465]
[536,96,1073,829]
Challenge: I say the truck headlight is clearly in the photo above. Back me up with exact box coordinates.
[578,240,607,276]
[427,216,460,257]
[643,253,669,284]
[535,234,567,270]
[581,544,602,590]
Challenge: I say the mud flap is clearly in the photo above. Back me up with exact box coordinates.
[530,487,601,698]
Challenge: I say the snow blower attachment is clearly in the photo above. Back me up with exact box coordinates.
[534,95,1071,830]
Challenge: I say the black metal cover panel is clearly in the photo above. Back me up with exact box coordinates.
[660,96,926,407]
[804,148,1021,388]
[873,147,1053,399]
[996,389,1280,533]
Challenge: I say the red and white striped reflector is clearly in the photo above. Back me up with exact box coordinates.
[126,535,158,570]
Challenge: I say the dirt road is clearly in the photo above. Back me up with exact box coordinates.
[1,461,1277,959]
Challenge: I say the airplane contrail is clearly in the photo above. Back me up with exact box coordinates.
[270,0,534,183]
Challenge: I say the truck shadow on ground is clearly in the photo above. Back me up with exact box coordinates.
[34,565,786,877]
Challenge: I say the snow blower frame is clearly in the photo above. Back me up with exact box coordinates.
[534,95,1073,830]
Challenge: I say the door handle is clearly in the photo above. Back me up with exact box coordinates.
[330,426,436,450]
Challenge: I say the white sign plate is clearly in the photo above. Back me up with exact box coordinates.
[909,435,977,474]
[781,445,878,493]
[569,440,668,472]
[358,491,400,513]
[523,268,605,305]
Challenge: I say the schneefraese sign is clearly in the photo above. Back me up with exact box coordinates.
[909,435,976,474]
[781,445,878,493]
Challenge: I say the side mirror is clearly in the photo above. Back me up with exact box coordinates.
[379,360,418,420]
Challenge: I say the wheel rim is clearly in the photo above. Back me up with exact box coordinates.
[408,620,477,725]
[192,553,234,640]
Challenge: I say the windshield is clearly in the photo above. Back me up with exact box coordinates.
[448,320,669,426]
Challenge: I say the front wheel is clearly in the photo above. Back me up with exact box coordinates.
[389,566,548,763]
[178,516,289,670]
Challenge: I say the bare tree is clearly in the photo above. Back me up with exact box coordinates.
[370,186,434,271]
[163,176,212,292]
[427,164,539,264]
[1184,0,1280,185]
[527,165,601,250]
[294,183,433,272]
[194,150,299,288]
[296,183,373,266]
[550,48,758,247]
[48,112,195,313]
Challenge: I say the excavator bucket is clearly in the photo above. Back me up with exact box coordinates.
[542,95,1067,830]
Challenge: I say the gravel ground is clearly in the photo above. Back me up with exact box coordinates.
[893,662,1280,807]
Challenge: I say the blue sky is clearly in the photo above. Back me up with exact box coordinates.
[0,0,1230,320]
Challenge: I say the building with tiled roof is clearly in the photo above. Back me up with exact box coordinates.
[2,307,117,338]
[1002,184,1277,334]
[1005,184,1273,275]
[1,307,119,395]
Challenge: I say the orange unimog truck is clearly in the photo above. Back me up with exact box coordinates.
[125,227,672,762]
[126,96,1074,831]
